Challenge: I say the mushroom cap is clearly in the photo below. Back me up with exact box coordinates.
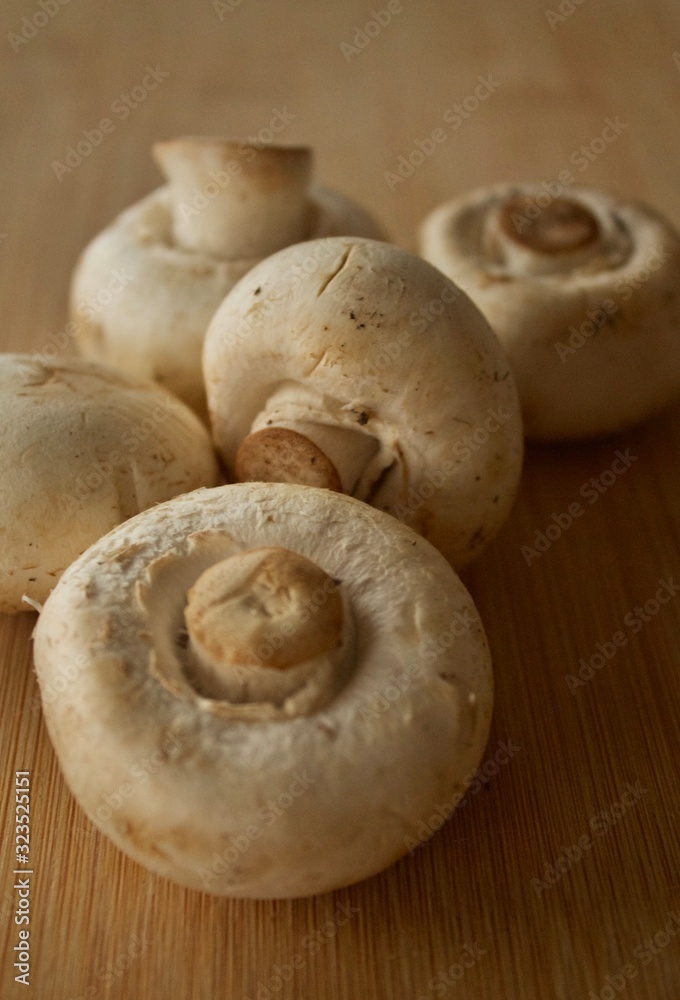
[419,183,680,439]
[71,184,384,417]
[203,237,523,569]
[32,482,493,899]
[0,354,219,613]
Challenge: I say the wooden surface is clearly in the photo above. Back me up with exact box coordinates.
[1,0,680,996]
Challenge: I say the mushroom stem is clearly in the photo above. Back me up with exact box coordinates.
[153,138,313,259]
[487,194,602,276]
[236,422,381,495]
[184,547,343,702]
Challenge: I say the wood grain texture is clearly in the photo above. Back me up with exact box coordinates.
[1,0,679,997]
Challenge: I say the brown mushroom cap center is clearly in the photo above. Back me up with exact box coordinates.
[184,547,343,680]
[499,195,600,255]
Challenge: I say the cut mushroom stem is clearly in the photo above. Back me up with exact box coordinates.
[488,194,602,276]
[153,138,313,259]
[184,546,344,703]
[236,422,381,495]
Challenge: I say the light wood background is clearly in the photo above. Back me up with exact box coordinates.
[1,0,680,997]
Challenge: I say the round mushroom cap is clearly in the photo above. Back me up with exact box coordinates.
[70,140,385,417]
[33,482,492,899]
[203,237,523,570]
[0,354,219,613]
[419,183,680,440]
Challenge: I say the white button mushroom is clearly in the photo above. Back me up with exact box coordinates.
[0,354,219,613]
[70,138,385,416]
[32,482,493,899]
[419,183,680,439]
[203,237,523,569]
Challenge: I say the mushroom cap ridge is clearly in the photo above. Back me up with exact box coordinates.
[203,236,523,569]
[33,482,493,899]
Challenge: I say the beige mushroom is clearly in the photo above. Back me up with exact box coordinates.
[0,354,219,613]
[419,183,680,439]
[32,482,493,899]
[70,138,385,416]
[203,237,523,570]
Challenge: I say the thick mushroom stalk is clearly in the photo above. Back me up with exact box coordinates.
[72,139,384,416]
[235,385,386,496]
[472,188,631,280]
[153,138,313,259]
[236,425,382,495]
[487,195,602,276]
[183,547,345,706]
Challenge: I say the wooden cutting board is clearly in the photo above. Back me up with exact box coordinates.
[1,0,679,996]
